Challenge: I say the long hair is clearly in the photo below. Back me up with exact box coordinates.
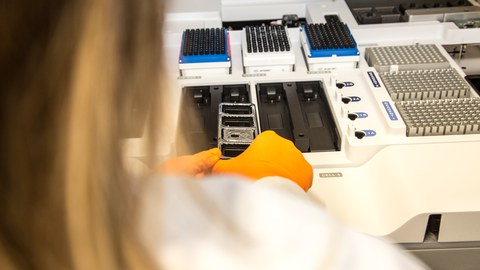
[0,0,163,269]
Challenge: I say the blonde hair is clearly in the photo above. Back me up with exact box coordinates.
[1,0,163,269]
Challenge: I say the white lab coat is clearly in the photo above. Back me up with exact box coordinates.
[139,175,428,270]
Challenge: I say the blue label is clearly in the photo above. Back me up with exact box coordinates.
[382,101,398,121]
[363,130,377,137]
[350,96,361,102]
[355,112,368,118]
[344,82,355,87]
[367,71,381,88]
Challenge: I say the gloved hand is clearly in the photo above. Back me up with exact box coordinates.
[212,130,313,191]
[157,148,222,177]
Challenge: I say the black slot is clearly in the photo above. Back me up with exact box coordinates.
[222,84,250,103]
[424,214,442,242]
[176,84,250,155]
[348,113,358,121]
[222,117,254,127]
[256,81,341,153]
[193,87,211,105]
[222,105,253,115]
[355,131,366,139]
[465,75,480,96]
[221,144,249,157]
[296,82,340,151]
[325,14,341,23]
[342,97,352,104]
[284,82,310,152]
[256,83,294,142]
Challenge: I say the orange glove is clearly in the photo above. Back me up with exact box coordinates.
[212,130,313,191]
[157,148,222,177]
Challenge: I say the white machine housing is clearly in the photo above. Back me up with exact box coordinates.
[126,2,480,268]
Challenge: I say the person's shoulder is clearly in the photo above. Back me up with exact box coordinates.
[138,175,428,270]
[138,175,337,269]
